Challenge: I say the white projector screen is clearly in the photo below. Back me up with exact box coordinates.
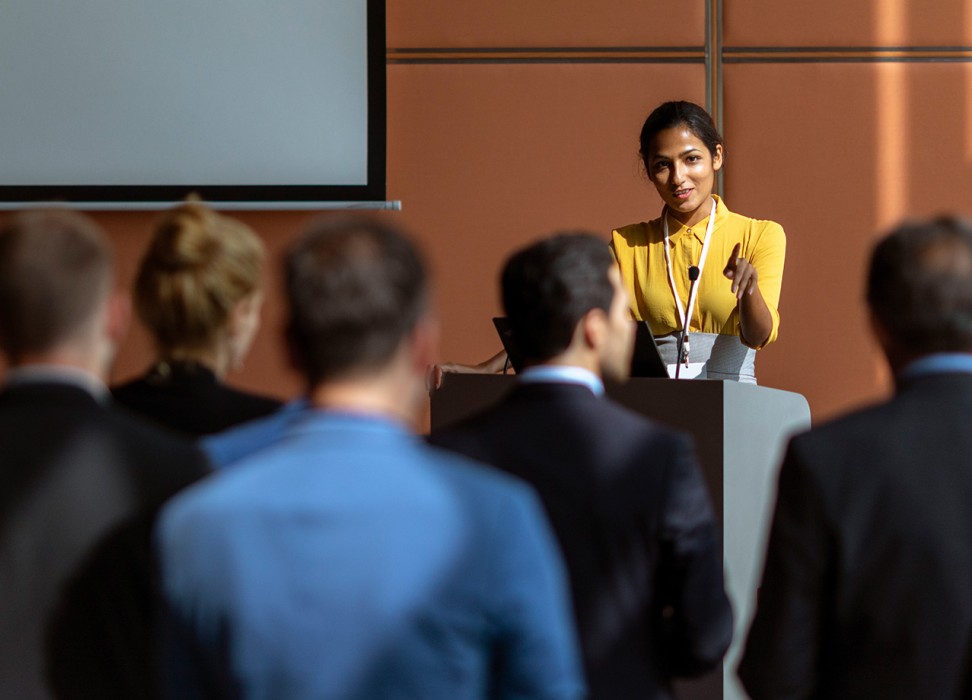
[0,0,386,208]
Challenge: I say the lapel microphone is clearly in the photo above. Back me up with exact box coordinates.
[675,266,701,379]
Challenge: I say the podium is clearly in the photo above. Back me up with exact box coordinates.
[430,375,811,700]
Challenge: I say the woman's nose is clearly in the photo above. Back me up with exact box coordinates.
[671,161,686,186]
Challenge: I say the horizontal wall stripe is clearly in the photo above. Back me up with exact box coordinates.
[387,47,704,64]
[387,46,972,66]
[725,47,972,63]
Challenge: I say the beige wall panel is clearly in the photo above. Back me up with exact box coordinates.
[383,62,706,368]
[388,1,704,48]
[723,61,972,421]
[724,64,881,422]
[51,63,703,415]
[725,0,972,47]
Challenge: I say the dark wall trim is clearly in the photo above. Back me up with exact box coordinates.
[724,46,972,63]
[707,0,724,195]
[387,47,704,64]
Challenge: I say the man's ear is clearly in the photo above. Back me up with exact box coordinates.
[283,321,305,375]
[580,308,608,351]
[868,311,892,357]
[409,313,441,374]
[869,310,908,376]
[104,290,130,348]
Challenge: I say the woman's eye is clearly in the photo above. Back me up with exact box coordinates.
[687,155,702,163]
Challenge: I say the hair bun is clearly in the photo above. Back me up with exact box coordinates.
[149,202,222,271]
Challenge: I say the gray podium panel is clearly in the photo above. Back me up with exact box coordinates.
[430,375,811,699]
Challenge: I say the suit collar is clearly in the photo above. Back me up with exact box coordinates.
[287,408,416,442]
[518,365,604,396]
[4,366,108,402]
[896,370,972,396]
[0,380,104,409]
[510,380,602,401]
[898,352,972,380]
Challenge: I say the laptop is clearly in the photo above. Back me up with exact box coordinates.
[493,318,668,378]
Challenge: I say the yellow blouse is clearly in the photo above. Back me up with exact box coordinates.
[611,195,786,348]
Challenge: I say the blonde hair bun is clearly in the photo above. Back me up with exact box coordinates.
[135,199,264,355]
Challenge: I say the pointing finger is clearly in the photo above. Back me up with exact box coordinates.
[724,243,742,278]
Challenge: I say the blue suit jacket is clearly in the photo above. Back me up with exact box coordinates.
[201,398,308,468]
[158,410,585,700]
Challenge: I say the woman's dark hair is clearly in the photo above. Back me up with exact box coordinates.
[639,101,725,172]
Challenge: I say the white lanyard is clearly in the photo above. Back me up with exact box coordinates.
[662,196,717,338]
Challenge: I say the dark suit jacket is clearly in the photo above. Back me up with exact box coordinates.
[740,372,972,699]
[430,381,732,700]
[0,381,209,699]
[112,361,282,437]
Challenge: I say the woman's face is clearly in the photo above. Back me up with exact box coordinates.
[645,125,723,227]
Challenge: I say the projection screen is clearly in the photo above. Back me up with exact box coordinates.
[0,0,386,209]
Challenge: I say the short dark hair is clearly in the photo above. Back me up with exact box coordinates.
[639,101,725,173]
[501,233,615,363]
[285,217,429,385]
[0,210,113,362]
[867,216,972,355]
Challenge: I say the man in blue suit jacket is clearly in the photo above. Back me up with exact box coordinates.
[156,218,584,699]
[431,234,733,699]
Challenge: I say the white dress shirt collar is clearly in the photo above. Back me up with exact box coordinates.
[518,365,604,396]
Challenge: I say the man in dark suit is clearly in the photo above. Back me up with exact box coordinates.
[0,210,208,699]
[739,216,972,699]
[431,233,733,699]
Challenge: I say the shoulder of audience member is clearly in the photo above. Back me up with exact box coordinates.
[105,403,213,482]
[424,441,541,498]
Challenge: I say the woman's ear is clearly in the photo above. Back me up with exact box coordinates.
[226,292,264,370]
[712,143,724,172]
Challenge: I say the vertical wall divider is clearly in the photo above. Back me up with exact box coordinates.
[705,0,725,196]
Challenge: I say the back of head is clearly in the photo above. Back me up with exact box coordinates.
[0,210,113,362]
[285,217,428,386]
[135,199,263,357]
[868,216,972,356]
[501,233,615,363]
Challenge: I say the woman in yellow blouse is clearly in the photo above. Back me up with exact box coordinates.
[433,101,784,385]
[612,100,785,382]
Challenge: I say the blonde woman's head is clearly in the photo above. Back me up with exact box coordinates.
[135,199,264,372]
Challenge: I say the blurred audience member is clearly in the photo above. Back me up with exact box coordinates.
[0,210,208,699]
[740,216,972,699]
[432,233,732,699]
[113,199,281,435]
[156,217,584,699]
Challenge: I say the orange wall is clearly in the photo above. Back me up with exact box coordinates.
[13,0,972,425]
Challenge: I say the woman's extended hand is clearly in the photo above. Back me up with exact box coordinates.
[724,243,773,348]
[723,243,758,299]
